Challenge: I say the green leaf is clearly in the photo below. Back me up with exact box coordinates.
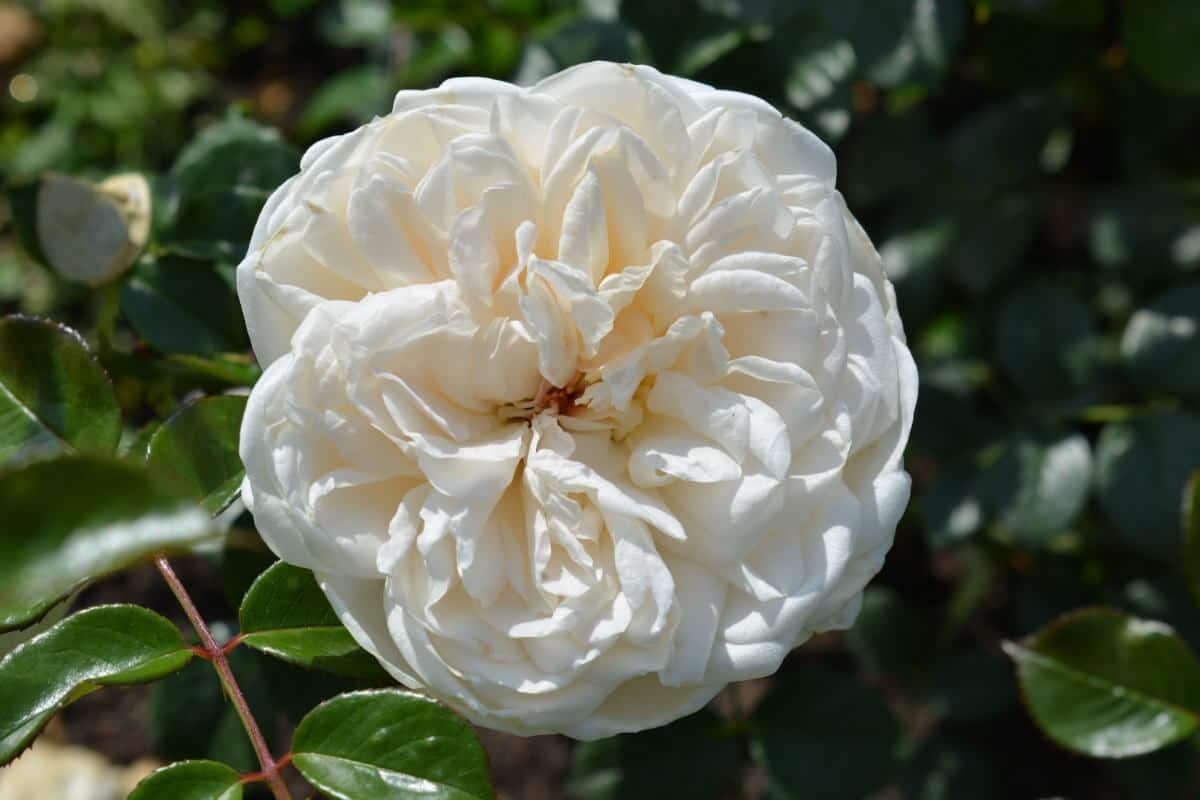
[239,562,389,681]
[994,283,1098,406]
[0,604,192,764]
[5,179,49,266]
[161,113,298,260]
[149,649,276,773]
[784,32,856,141]
[928,650,1018,722]
[751,666,899,800]
[924,434,1091,550]
[0,315,120,467]
[1121,284,1200,399]
[948,95,1061,188]
[147,395,247,515]
[292,689,494,800]
[851,0,965,89]
[1096,411,1200,559]
[128,760,243,800]
[1123,0,1200,96]
[899,739,998,800]
[846,586,929,683]
[299,67,393,139]
[1005,607,1200,758]
[171,113,299,200]
[1184,473,1200,606]
[987,434,1092,547]
[0,455,214,630]
[121,256,247,357]
[566,709,737,800]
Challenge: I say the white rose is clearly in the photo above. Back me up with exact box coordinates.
[237,61,917,738]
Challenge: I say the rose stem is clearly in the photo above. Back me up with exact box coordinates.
[154,555,293,800]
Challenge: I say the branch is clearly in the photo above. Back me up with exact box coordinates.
[154,555,293,800]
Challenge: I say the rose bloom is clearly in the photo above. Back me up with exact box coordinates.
[238,62,916,738]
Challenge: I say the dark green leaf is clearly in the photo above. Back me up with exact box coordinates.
[128,760,243,800]
[239,562,389,681]
[299,68,394,140]
[924,434,1091,550]
[846,586,928,683]
[751,666,899,800]
[899,739,998,800]
[121,256,246,357]
[292,689,494,800]
[566,709,736,800]
[1121,284,1200,399]
[149,649,274,773]
[171,113,299,200]
[986,434,1092,547]
[0,315,119,467]
[929,650,1018,722]
[1123,0,1200,96]
[160,114,297,260]
[0,605,192,764]
[5,180,47,266]
[1184,473,1200,606]
[994,284,1098,406]
[1095,411,1200,559]
[147,395,246,515]
[0,455,213,630]
[947,95,1061,188]
[1006,607,1200,757]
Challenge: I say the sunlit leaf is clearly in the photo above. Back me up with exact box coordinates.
[128,760,243,800]
[239,562,389,681]
[292,689,494,800]
[147,395,246,515]
[0,605,192,765]
[0,455,214,630]
[1006,608,1200,757]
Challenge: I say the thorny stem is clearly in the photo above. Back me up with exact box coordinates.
[154,555,293,800]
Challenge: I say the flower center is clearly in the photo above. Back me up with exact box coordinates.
[532,375,584,416]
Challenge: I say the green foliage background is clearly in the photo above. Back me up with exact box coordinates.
[1,1,1199,798]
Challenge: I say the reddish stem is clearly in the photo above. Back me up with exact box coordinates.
[154,556,293,800]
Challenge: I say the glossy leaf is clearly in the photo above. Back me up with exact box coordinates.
[128,760,243,800]
[0,315,119,467]
[147,395,247,515]
[1184,473,1200,606]
[752,666,900,800]
[1096,412,1200,559]
[566,709,737,800]
[239,562,388,681]
[292,689,494,800]
[0,455,213,629]
[0,605,192,764]
[1006,608,1200,757]
[121,256,247,357]
[1121,284,1200,399]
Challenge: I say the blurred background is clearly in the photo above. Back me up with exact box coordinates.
[2,1,1200,798]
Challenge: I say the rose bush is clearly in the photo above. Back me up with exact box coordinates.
[237,61,916,738]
